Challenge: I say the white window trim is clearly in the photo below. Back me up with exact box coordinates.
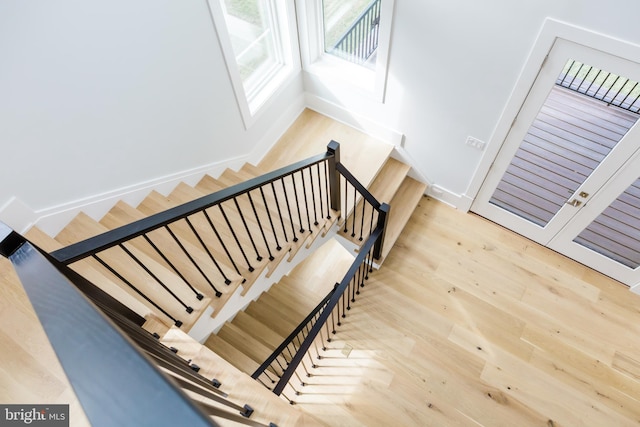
[206,0,301,128]
[295,0,395,102]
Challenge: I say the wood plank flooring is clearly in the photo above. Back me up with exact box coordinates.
[290,196,640,426]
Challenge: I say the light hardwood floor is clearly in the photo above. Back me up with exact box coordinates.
[3,108,640,426]
[290,196,640,426]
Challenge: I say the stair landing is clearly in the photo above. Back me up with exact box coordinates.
[259,108,394,190]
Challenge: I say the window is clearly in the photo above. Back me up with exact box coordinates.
[208,0,299,126]
[296,0,393,101]
[323,0,381,69]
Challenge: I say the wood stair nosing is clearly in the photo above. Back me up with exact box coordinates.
[54,213,211,330]
[25,226,154,321]
[136,189,265,284]
[99,201,242,301]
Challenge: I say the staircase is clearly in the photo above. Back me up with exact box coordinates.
[3,111,427,426]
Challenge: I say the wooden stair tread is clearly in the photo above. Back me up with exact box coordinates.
[217,322,278,367]
[162,327,324,427]
[337,157,412,247]
[258,109,394,192]
[25,226,154,320]
[54,212,211,330]
[368,157,411,202]
[137,189,267,294]
[100,201,243,300]
[203,334,260,375]
[381,177,427,260]
[100,200,246,319]
[230,311,287,351]
[245,300,298,338]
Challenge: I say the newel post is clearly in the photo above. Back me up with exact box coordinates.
[373,203,390,260]
[327,140,341,215]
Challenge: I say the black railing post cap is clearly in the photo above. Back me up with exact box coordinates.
[0,222,26,258]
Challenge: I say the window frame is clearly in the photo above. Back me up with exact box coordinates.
[206,0,301,128]
[295,0,395,102]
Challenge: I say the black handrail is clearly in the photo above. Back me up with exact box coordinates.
[51,152,332,264]
[48,148,337,327]
[0,223,219,427]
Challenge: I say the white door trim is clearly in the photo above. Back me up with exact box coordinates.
[465,18,640,208]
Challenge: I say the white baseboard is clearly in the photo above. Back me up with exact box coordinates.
[427,185,474,211]
[2,155,254,236]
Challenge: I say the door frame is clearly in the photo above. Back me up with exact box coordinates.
[465,18,640,209]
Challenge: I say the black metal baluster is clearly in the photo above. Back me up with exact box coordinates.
[359,196,367,241]
[246,192,274,261]
[584,69,602,95]
[323,161,332,219]
[308,167,319,226]
[201,210,243,280]
[346,280,352,311]
[92,253,183,327]
[269,182,289,243]
[331,308,336,335]
[233,197,263,261]
[619,81,639,109]
[299,170,312,232]
[316,163,325,221]
[218,204,254,272]
[142,233,204,300]
[369,203,376,238]
[559,60,575,86]
[280,178,298,242]
[603,75,621,104]
[351,182,357,238]
[343,177,349,233]
[568,62,584,89]
[290,174,305,234]
[118,243,194,313]
[610,79,630,106]
[184,216,229,288]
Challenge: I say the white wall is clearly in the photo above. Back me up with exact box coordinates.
[4,0,640,231]
[0,0,304,232]
[304,0,640,206]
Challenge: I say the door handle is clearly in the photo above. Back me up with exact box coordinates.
[566,199,582,207]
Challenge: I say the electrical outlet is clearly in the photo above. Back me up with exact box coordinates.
[465,136,486,151]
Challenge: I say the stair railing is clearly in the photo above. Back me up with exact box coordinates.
[1,222,292,427]
[557,59,640,113]
[250,162,390,402]
[49,144,345,327]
